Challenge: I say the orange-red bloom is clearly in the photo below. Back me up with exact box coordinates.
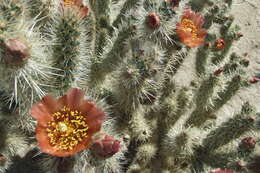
[31,88,105,157]
[176,8,207,47]
[62,0,89,18]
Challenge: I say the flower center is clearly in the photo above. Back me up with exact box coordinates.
[58,122,69,132]
[46,106,89,151]
[181,18,198,40]
[63,0,75,6]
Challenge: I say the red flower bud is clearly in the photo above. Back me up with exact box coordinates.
[146,12,160,29]
[215,39,226,50]
[249,77,260,84]
[91,133,121,158]
[214,68,224,76]
[2,38,30,64]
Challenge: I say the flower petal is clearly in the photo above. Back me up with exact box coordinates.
[36,125,56,154]
[192,14,204,28]
[67,88,84,110]
[41,95,60,114]
[197,29,207,38]
[87,107,105,123]
[183,8,193,19]
[57,95,68,108]
[78,100,94,115]
[79,6,89,18]
[74,136,92,150]
[31,103,52,126]
[183,8,205,29]
[87,119,103,136]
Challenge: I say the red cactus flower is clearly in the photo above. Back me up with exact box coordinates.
[62,0,89,18]
[209,168,234,173]
[91,133,121,158]
[215,39,226,50]
[31,88,105,157]
[176,8,207,47]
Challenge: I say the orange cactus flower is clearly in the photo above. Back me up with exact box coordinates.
[31,88,105,157]
[176,8,207,47]
[62,0,89,18]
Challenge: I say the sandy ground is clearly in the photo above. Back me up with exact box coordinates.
[230,0,260,110]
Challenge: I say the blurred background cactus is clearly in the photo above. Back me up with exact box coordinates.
[0,0,260,173]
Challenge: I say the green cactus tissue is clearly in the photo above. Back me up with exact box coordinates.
[0,0,260,173]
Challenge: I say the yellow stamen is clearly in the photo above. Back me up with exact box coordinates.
[63,0,75,6]
[46,106,89,151]
[181,18,198,40]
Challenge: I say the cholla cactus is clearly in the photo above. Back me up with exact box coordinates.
[0,0,259,173]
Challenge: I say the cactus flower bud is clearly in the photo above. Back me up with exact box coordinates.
[249,77,260,84]
[215,39,226,50]
[146,12,160,29]
[2,38,30,64]
[214,68,224,76]
[91,133,121,158]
